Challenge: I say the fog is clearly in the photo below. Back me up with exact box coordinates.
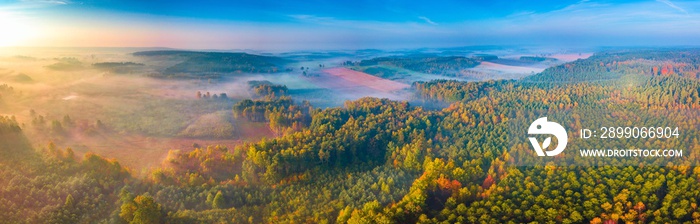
[0,47,584,175]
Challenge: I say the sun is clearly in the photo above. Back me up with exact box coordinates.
[0,11,40,47]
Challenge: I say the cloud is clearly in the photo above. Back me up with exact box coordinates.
[20,0,70,5]
[656,0,687,14]
[0,0,71,11]
[288,14,441,34]
[13,0,700,49]
[288,14,340,26]
[418,16,438,25]
[259,1,700,49]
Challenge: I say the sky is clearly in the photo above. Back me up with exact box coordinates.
[0,0,699,50]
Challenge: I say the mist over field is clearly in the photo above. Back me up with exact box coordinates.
[3,0,700,222]
[1,48,581,139]
[3,44,700,223]
[0,41,700,223]
[0,46,586,181]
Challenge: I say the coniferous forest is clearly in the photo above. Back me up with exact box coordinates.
[1,49,700,224]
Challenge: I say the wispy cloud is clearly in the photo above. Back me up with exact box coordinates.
[288,14,441,34]
[9,0,700,49]
[506,11,535,18]
[418,16,437,25]
[1,0,71,11]
[281,0,700,48]
[20,0,70,5]
[288,14,336,25]
[656,0,687,14]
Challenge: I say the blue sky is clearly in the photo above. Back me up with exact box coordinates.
[0,0,699,50]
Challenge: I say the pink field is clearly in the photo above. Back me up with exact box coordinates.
[550,53,593,62]
[323,68,409,92]
[474,61,545,74]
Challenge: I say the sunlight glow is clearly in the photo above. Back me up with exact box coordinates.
[0,11,40,47]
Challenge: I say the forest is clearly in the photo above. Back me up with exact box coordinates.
[355,55,481,77]
[520,56,554,62]
[93,62,145,74]
[1,49,700,223]
[526,49,700,82]
[133,51,288,78]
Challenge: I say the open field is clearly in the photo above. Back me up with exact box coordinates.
[0,48,593,176]
[0,49,283,175]
[3,0,700,222]
[299,67,411,103]
[457,61,547,80]
[28,129,245,176]
[549,53,593,61]
[0,49,416,177]
[3,46,700,224]
[323,67,410,92]
[356,64,461,83]
[473,61,545,74]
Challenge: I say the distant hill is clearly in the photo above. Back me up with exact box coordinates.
[356,55,480,77]
[519,56,556,62]
[11,73,33,83]
[471,54,498,61]
[45,57,84,71]
[134,50,287,78]
[525,49,700,82]
[93,62,145,74]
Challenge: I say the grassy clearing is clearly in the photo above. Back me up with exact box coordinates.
[179,110,235,138]
[353,65,459,83]
[105,98,235,137]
